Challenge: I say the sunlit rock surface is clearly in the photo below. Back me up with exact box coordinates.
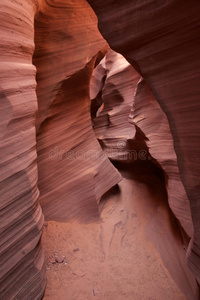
[92,50,143,163]
[34,0,121,222]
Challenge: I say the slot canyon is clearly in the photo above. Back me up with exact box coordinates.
[0,0,200,299]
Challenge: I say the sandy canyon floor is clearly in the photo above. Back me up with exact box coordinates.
[42,164,197,300]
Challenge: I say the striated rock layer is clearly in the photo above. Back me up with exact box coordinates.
[0,0,45,299]
[87,0,200,285]
[1,0,200,298]
[91,50,198,297]
[130,79,193,240]
[92,50,143,163]
[0,0,121,297]
[92,50,193,241]
[33,0,121,222]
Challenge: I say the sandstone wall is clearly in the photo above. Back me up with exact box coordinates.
[87,0,200,284]
[0,0,45,299]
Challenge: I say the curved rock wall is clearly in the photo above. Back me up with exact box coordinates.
[91,50,193,241]
[87,0,200,285]
[90,50,198,297]
[33,0,121,222]
[1,0,200,297]
[131,79,193,240]
[92,50,144,163]
[0,0,122,297]
[0,0,45,299]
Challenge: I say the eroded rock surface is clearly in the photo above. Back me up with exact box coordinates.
[130,79,193,240]
[92,50,143,163]
[33,0,121,222]
[0,0,45,299]
[91,50,193,240]
[90,50,198,297]
[1,0,200,298]
[87,0,200,285]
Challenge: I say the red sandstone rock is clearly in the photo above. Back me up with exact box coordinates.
[87,0,200,286]
[91,50,197,296]
[92,50,144,163]
[1,0,200,298]
[92,51,193,240]
[0,0,121,297]
[33,0,121,222]
[130,79,193,240]
[0,0,45,299]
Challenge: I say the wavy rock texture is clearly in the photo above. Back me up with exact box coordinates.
[91,50,147,162]
[130,79,193,240]
[1,0,200,298]
[91,51,198,297]
[33,0,121,222]
[87,0,200,285]
[91,50,193,239]
[0,0,45,299]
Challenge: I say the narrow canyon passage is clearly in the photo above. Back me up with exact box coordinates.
[42,163,197,300]
[1,1,200,299]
